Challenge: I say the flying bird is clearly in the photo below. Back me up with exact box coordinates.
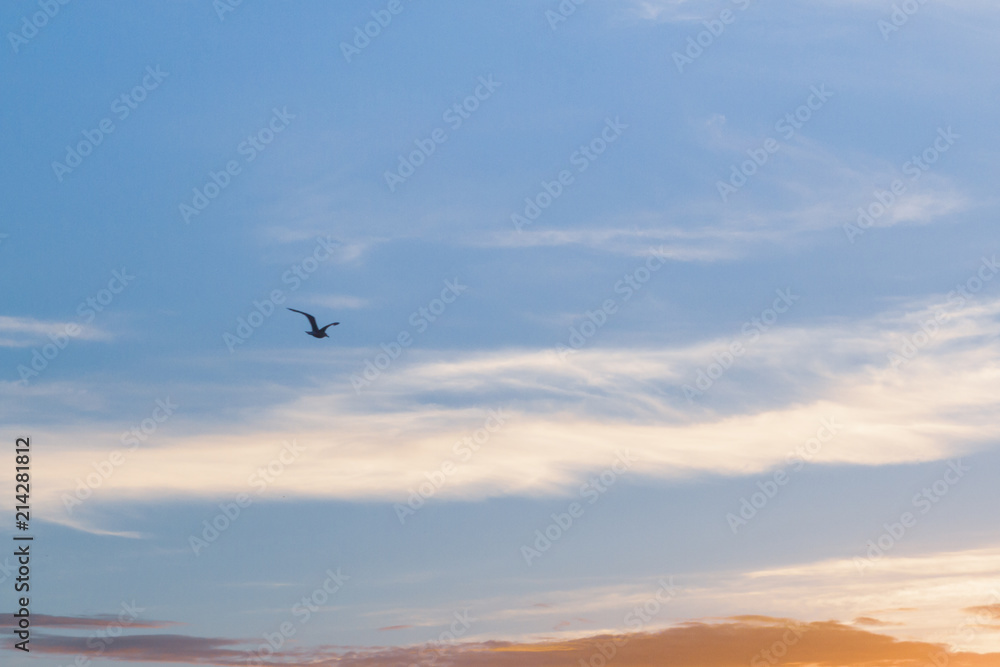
[287,308,339,338]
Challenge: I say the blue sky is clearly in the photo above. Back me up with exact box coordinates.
[3,1,1000,665]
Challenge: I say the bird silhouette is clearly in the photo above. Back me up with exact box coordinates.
[287,308,339,338]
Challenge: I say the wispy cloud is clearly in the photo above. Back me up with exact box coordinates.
[629,0,714,23]
[0,316,109,347]
[482,226,745,262]
[965,605,1000,620]
[9,294,1000,520]
[303,294,369,310]
[854,617,895,627]
[14,633,249,664]
[331,547,1000,652]
[12,615,1000,666]
[0,614,176,630]
[474,139,972,261]
[714,548,1000,652]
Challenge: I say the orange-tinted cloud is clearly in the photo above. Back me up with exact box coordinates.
[966,605,1000,620]
[853,617,894,627]
[10,615,1000,666]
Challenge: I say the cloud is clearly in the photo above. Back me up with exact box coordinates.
[8,292,1000,519]
[482,227,745,262]
[0,316,109,347]
[476,139,971,262]
[11,633,249,664]
[700,130,971,235]
[629,0,714,23]
[42,515,147,539]
[303,294,369,310]
[697,548,1000,652]
[853,617,894,627]
[0,614,175,629]
[331,547,1000,653]
[965,605,1000,621]
[630,0,1000,24]
[12,616,1000,666]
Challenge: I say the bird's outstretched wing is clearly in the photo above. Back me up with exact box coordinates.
[320,322,340,332]
[287,308,320,332]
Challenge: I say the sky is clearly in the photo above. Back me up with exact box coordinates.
[2,0,1000,665]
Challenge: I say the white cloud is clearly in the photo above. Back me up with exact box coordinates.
[628,0,713,23]
[318,547,1000,651]
[708,548,1000,652]
[481,227,744,262]
[0,316,110,347]
[8,293,1000,522]
[304,294,369,310]
[472,133,971,261]
[629,0,1000,23]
